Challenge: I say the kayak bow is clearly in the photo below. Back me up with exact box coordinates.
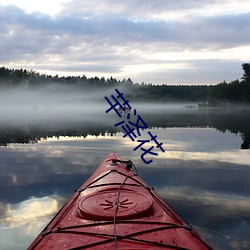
[28,152,213,249]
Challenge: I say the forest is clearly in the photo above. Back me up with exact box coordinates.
[0,63,250,105]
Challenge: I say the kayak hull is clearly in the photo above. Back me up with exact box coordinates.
[28,152,213,249]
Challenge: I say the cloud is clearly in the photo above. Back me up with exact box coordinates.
[58,0,242,19]
[8,5,248,49]
[0,1,250,84]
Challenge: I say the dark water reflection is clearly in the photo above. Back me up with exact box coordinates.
[0,107,250,249]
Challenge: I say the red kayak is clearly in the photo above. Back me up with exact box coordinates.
[28,152,213,249]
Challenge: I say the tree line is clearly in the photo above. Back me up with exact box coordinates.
[208,63,250,105]
[0,63,249,104]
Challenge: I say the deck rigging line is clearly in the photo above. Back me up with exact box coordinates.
[112,159,138,249]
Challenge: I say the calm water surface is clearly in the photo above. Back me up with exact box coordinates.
[0,106,250,249]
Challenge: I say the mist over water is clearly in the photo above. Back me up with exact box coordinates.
[0,85,198,126]
[0,85,104,122]
[1,84,250,148]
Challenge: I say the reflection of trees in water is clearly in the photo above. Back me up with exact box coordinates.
[0,133,38,146]
[241,134,250,149]
[0,123,119,146]
[206,110,250,150]
[141,109,250,149]
[0,109,250,149]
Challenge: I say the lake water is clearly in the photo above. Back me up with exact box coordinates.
[0,104,250,249]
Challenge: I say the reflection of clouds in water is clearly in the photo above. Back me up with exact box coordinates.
[0,196,61,249]
[157,186,250,215]
[157,186,250,249]
[5,137,125,177]
[0,127,249,249]
[0,202,8,218]
[110,128,245,165]
[158,128,243,152]
[161,150,250,166]
[194,223,250,250]
[0,196,59,230]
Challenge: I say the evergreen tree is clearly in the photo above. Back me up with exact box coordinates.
[242,63,250,83]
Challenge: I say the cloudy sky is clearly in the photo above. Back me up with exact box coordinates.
[0,0,250,85]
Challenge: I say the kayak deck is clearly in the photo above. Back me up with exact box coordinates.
[28,152,213,249]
